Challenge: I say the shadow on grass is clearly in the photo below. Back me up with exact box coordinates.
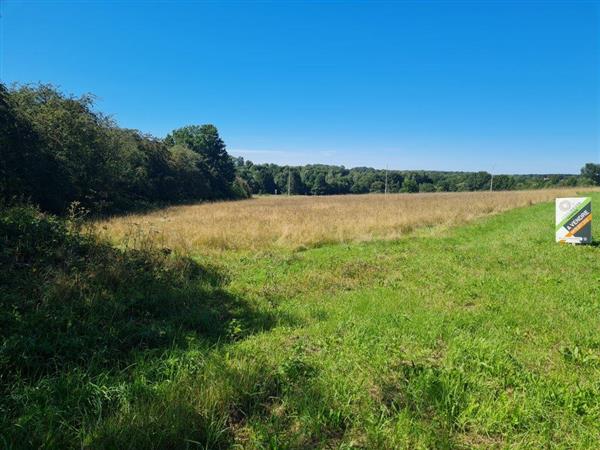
[0,206,286,383]
[0,206,298,449]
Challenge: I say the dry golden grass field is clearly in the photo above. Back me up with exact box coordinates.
[96,188,593,253]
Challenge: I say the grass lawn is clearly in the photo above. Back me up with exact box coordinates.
[4,193,600,449]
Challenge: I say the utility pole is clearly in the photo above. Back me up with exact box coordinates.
[384,166,389,196]
[287,166,291,196]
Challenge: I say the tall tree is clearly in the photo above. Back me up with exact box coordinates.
[288,169,306,195]
[8,84,125,211]
[0,84,66,212]
[253,167,277,194]
[401,175,419,193]
[165,124,235,198]
[3,84,247,214]
[311,173,329,195]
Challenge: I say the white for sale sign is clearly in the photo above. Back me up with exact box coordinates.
[556,197,592,244]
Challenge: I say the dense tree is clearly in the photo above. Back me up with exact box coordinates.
[1,83,244,214]
[7,85,131,211]
[581,163,600,185]
[387,172,404,192]
[311,173,329,195]
[1,85,70,212]
[235,162,588,197]
[401,175,419,193]
[252,166,277,194]
[419,183,435,193]
[370,181,385,193]
[491,175,515,191]
[165,124,236,198]
[288,170,306,195]
[231,176,252,198]
[465,171,492,191]
[274,168,306,195]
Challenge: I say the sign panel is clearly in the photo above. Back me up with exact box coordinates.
[556,197,592,244]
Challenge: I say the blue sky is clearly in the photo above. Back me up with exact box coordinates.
[1,1,598,174]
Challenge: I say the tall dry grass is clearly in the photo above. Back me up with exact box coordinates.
[96,188,593,253]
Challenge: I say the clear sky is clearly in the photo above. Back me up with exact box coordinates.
[1,1,598,174]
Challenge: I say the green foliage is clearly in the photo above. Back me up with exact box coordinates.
[401,174,419,193]
[251,165,277,194]
[492,174,516,190]
[288,169,306,195]
[232,176,252,199]
[6,84,127,211]
[418,182,435,193]
[163,144,212,199]
[311,173,329,195]
[0,84,67,212]
[165,124,236,198]
[236,161,590,196]
[0,84,244,215]
[581,163,600,185]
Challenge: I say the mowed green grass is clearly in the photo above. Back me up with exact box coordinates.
[5,193,600,449]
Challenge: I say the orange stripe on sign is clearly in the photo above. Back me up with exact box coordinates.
[566,214,592,237]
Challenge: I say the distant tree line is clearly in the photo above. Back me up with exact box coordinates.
[234,159,595,196]
[2,83,598,214]
[0,83,250,214]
